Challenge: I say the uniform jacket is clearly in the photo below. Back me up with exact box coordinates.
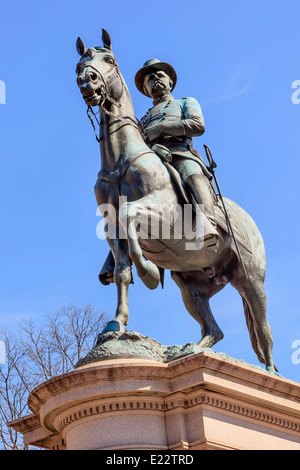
[140,95,205,155]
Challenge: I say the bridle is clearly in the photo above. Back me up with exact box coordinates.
[80,56,153,187]
[81,61,143,142]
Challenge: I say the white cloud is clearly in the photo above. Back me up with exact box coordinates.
[202,63,258,106]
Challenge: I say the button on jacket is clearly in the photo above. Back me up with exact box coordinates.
[140,96,205,154]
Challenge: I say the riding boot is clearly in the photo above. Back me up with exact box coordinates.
[184,173,221,251]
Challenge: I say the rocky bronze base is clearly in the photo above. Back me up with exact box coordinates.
[75,325,268,372]
[75,328,204,367]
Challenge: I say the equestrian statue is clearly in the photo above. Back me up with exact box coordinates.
[75,29,276,372]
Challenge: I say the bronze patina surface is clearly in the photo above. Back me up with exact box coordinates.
[75,29,275,372]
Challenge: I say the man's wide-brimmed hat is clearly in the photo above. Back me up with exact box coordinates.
[135,58,177,96]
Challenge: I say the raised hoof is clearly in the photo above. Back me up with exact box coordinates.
[139,262,160,290]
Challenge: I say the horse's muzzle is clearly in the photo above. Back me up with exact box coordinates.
[81,87,103,106]
[78,66,105,106]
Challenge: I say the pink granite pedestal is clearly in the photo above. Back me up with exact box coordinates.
[8,351,300,450]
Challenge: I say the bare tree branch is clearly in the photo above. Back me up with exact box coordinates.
[0,303,109,449]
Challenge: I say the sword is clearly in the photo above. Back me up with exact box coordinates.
[203,144,248,279]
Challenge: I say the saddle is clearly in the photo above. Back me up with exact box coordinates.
[153,144,253,255]
[98,146,252,286]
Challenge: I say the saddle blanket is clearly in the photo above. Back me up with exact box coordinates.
[214,196,253,254]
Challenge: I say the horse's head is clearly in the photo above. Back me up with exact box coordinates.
[75,29,123,108]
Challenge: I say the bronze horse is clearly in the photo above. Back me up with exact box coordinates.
[75,30,275,372]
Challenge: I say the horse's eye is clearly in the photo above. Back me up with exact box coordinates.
[105,56,114,64]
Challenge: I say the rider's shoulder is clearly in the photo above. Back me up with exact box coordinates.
[179,97,202,111]
[180,96,199,102]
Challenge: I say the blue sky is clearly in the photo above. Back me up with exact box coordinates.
[0,1,299,382]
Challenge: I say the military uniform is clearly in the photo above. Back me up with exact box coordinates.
[135,58,219,241]
[140,95,212,182]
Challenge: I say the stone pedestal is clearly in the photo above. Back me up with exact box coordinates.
[8,350,300,450]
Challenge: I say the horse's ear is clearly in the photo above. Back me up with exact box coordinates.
[76,37,86,56]
[102,29,112,51]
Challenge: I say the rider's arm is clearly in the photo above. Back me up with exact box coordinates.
[143,97,205,142]
[181,97,205,137]
[159,97,205,137]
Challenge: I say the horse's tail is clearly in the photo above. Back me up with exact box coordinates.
[241,296,266,366]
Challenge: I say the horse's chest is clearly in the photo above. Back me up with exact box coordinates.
[94,178,120,209]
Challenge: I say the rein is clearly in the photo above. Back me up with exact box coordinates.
[83,63,144,142]
[82,60,152,185]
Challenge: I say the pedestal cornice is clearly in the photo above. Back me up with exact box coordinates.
[8,351,300,450]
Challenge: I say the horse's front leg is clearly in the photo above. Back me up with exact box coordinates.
[107,232,132,328]
[119,201,160,290]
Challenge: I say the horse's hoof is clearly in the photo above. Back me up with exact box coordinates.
[197,330,224,348]
[94,320,127,347]
[101,320,127,334]
[139,262,160,290]
[266,365,279,375]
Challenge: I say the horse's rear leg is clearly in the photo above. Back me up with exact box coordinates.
[231,274,275,372]
[171,271,224,348]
